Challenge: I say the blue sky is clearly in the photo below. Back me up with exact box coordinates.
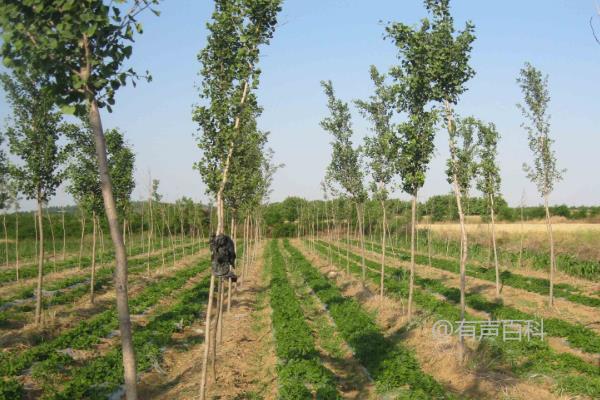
[1,0,599,210]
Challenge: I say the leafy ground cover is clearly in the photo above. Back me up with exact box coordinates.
[351,239,600,308]
[0,236,200,287]
[0,257,211,398]
[382,232,599,281]
[0,241,202,328]
[309,240,600,399]
[42,272,213,399]
[330,240,600,355]
[267,240,340,399]
[283,240,453,400]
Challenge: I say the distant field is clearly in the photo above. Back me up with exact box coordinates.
[428,222,600,234]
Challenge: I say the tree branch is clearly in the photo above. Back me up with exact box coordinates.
[591,16,600,45]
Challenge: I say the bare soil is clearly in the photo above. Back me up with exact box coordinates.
[294,239,570,400]
[137,242,279,400]
[0,249,209,351]
[281,243,377,399]
[342,240,600,338]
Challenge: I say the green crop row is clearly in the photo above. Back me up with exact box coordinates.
[0,239,200,308]
[386,232,599,281]
[0,236,201,287]
[283,240,452,400]
[0,241,203,328]
[40,274,213,399]
[332,240,600,355]
[267,240,340,400]
[351,239,600,308]
[0,257,210,398]
[311,240,600,398]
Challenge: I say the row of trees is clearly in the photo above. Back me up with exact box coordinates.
[319,0,563,361]
[0,1,163,398]
[0,72,137,320]
[192,1,283,399]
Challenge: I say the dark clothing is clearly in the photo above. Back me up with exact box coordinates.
[209,234,236,277]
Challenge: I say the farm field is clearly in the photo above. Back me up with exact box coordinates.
[1,0,599,399]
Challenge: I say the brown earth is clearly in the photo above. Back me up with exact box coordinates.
[280,242,377,399]
[334,240,600,367]
[293,239,573,400]
[137,242,279,400]
[0,248,209,351]
[339,239,600,339]
[0,239,200,300]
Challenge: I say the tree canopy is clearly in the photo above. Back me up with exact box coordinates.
[517,62,563,197]
[320,80,366,203]
[1,73,67,203]
[66,124,136,217]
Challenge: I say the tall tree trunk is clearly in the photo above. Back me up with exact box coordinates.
[217,276,225,343]
[88,98,137,400]
[227,215,235,313]
[356,203,366,281]
[180,206,185,256]
[166,207,176,267]
[15,212,19,281]
[98,222,105,264]
[147,192,153,276]
[544,194,556,306]
[346,215,350,274]
[78,214,86,270]
[452,178,468,362]
[426,204,432,268]
[34,192,44,326]
[519,193,525,269]
[446,101,468,362]
[490,194,500,297]
[47,211,57,272]
[200,79,250,400]
[141,202,145,253]
[62,210,66,261]
[127,219,133,256]
[325,200,332,266]
[253,217,259,263]
[240,215,247,285]
[199,274,215,397]
[33,211,38,265]
[407,193,417,319]
[211,278,222,375]
[3,214,8,269]
[160,208,165,272]
[379,198,386,299]
[90,212,97,304]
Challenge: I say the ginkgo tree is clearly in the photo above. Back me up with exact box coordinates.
[1,72,68,326]
[517,62,564,307]
[0,1,161,397]
[66,123,135,304]
[446,116,478,361]
[355,66,398,298]
[321,80,368,281]
[193,1,282,398]
[427,0,476,355]
[475,120,502,297]
[385,9,440,319]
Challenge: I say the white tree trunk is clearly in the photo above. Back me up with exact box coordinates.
[88,98,137,400]
[490,194,500,297]
[34,193,44,326]
[407,193,417,319]
[544,194,556,306]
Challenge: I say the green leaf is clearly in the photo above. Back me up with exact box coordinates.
[60,105,76,115]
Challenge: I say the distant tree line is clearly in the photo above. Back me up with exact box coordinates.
[262,195,600,237]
